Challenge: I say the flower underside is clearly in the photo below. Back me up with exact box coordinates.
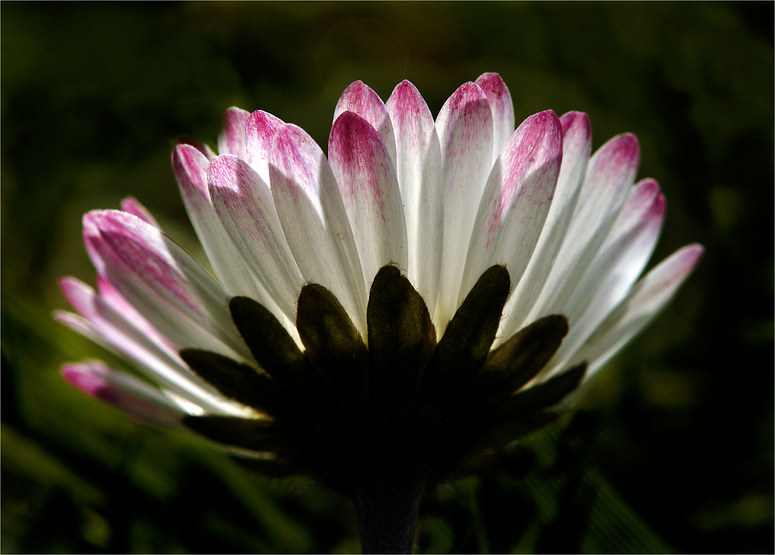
[56,73,704,513]
[182,263,584,494]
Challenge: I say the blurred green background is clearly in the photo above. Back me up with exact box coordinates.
[2,2,772,553]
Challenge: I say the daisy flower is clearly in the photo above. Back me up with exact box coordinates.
[56,73,702,553]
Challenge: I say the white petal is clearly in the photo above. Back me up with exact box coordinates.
[459,110,562,305]
[560,244,704,381]
[269,124,368,333]
[386,80,443,314]
[217,107,250,158]
[547,179,667,371]
[62,361,189,425]
[475,73,515,158]
[333,81,397,165]
[328,111,408,288]
[120,196,160,228]
[568,179,665,324]
[434,81,494,329]
[83,210,251,361]
[178,138,217,161]
[57,277,249,416]
[173,145,271,299]
[524,132,640,323]
[173,145,299,341]
[498,111,592,341]
[245,110,285,184]
[208,154,305,321]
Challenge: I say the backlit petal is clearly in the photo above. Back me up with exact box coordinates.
[83,210,251,361]
[217,107,250,158]
[62,361,188,426]
[525,133,640,323]
[58,74,704,465]
[434,81,494,329]
[329,111,408,287]
[549,179,667,369]
[120,196,160,228]
[559,244,704,382]
[334,81,397,165]
[173,144,278,306]
[208,154,305,321]
[57,276,250,415]
[499,111,592,340]
[386,80,443,314]
[245,110,285,184]
[269,124,368,333]
[459,110,562,305]
[475,72,515,158]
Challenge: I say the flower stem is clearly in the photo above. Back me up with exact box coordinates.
[350,459,430,554]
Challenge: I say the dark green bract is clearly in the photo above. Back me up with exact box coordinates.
[181,265,585,495]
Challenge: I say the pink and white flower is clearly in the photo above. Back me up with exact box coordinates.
[56,73,702,468]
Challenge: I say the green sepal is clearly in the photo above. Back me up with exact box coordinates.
[497,362,587,416]
[472,315,569,406]
[296,283,369,411]
[431,411,561,484]
[423,360,583,484]
[183,415,284,453]
[478,411,561,449]
[231,456,306,480]
[179,348,280,413]
[366,265,436,419]
[229,296,319,387]
[421,265,510,402]
[179,348,319,426]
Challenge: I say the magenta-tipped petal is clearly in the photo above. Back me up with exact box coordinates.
[172,144,271,307]
[435,81,495,328]
[269,123,368,333]
[562,244,704,379]
[83,210,250,361]
[58,74,703,459]
[62,361,188,426]
[386,80,443,315]
[329,111,408,285]
[120,196,160,228]
[557,111,594,200]
[174,143,210,205]
[334,81,396,165]
[460,110,563,303]
[245,110,285,184]
[549,179,668,368]
[522,133,641,325]
[500,111,593,337]
[57,276,250,415]
[217,107,250,159]
[475,72,515,158]
[208,154,304,321]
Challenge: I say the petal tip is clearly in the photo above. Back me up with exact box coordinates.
[685,243,706,265]
[61,362,112,400]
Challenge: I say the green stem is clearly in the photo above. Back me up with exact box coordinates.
[350,460,430,554]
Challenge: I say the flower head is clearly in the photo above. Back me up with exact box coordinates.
[57,73,702,493]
